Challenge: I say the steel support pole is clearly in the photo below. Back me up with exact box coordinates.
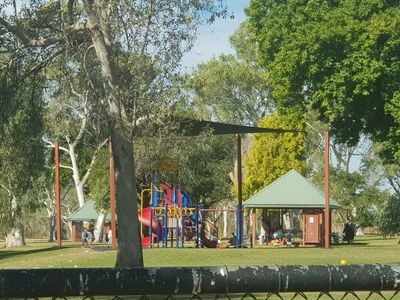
[237,134,243,248]
[251,209,256,248]
[54,141,62,248]
[109,139,117,250]
[324,130,330,248]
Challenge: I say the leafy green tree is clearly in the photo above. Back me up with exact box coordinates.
[316,167,388,226]
[187,22,272,125]
[133,132,236,207]
[43,47,110,210]
[381,161,400,197]
[0,58,45,246]
[379,195,400,237]
[309,133,391,228]
[355,186,389,228]
[243,113,306,199]
[178,135,236,205]
[87,148,110,210]
[247,0,400,161]
[1,0,226,266]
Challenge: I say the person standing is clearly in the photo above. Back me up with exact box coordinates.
[343,220,355,245]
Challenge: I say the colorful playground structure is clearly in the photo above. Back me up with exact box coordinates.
[138,182,197,248]
[138,182,242,248]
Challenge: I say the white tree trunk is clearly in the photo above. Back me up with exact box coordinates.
[4,195,25,247]
[94,210,106,242]
[48,214,56,242]
[69,143,85,208]
[223,209,228,238]
[283,213,292,230]
[5,228,25,247]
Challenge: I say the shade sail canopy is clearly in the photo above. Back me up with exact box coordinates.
[68,201,113,222]
[244,169,340,209]
[178,118,298,136]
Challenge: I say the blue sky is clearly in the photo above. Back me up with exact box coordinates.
[181,0,250,70]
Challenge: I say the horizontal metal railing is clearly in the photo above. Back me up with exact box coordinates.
[1,265,399,298]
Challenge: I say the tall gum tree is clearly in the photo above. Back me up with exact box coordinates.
[1,0,226,266]
[0,69,45,246]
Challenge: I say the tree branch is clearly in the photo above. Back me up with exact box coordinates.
[0,17,87,48]
[141,0,155,55]
[387,177,400,195]
[81,138,109,186]
[0,17,31,46]
[45,139,70,154]
[68,0,75,25]
[82,44,102,99]
[60,164,74,170]
[69,85,89,148]
[10,48,65,88]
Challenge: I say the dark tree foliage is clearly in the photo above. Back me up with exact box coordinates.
[0,59,45,236]
[379,195,400,236]
[247,0,400,161]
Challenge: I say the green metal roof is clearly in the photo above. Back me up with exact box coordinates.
[244,169,341,209]
[68,201,113,222]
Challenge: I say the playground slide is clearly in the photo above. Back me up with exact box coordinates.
[141,236,153,247]
[138,207,159,247]
[138,207,158,231]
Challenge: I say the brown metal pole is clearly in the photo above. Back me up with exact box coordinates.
[251,209,256,248]
[54,141,62,248]
[324,130,330,248]
[109,139,117,250]
[237,134,243,247]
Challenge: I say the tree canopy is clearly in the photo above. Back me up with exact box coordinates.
[243,113,306,199]
[0,53,45,243]
[187,22,273,126]
[247,0,400,161]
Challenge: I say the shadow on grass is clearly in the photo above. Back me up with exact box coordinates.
[332,242,369,246]
[92,245,114,252]
[362,236,399,241]
[0,245,76,260]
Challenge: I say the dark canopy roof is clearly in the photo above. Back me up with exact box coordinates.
[178,118,298,136]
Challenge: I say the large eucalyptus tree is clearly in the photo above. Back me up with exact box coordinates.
[0,54,45,246]
[1,0,226,266]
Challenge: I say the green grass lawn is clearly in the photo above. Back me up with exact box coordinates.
[0,235,399,269]
[1,236,399,299]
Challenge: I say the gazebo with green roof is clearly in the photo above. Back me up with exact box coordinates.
[68,201,113,242]
[244,169,340,247]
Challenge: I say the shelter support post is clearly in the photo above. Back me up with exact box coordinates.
[251,209,256,248]
[324,130,330,248]
[237,134,243,247]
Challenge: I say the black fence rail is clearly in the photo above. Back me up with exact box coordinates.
[1,265,399,299]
